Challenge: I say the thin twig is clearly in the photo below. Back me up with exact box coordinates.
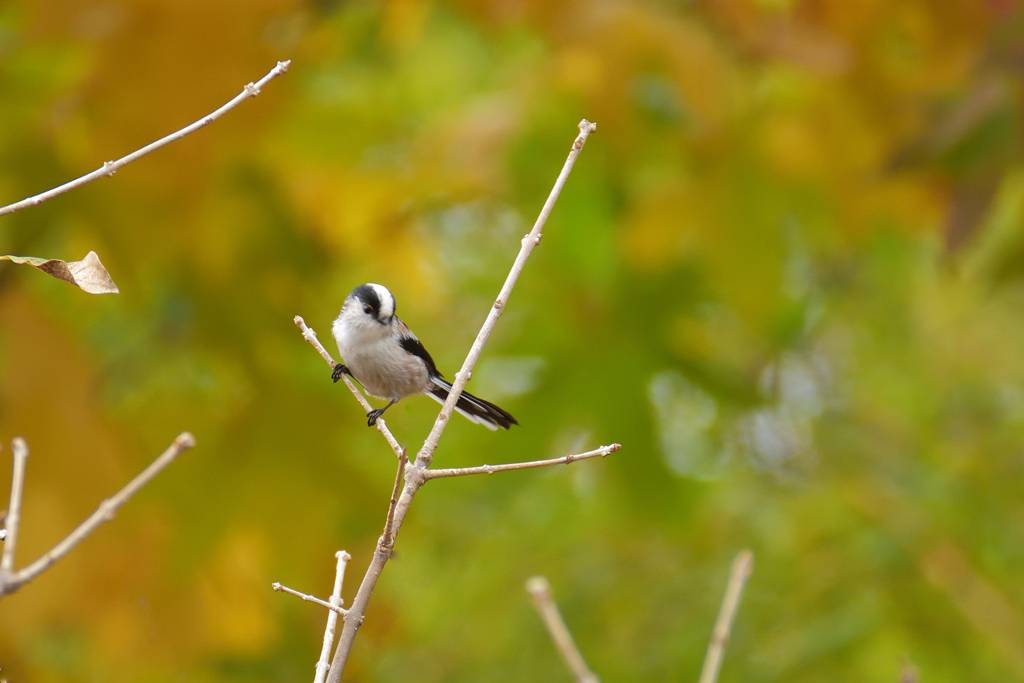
[324,121,598,683]
[382,452,407,548]
[413,119,597,471]
[526,576,599,683]
[0,61,291,218]
[315,551,352,683]
[0,438,28,578]
[698,550,754,683]
[899,659,919,683]
[273,582,347,617]
[294,315,404,459]
[423,444,620,480]
[0,433,196,597]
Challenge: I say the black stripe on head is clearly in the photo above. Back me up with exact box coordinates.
[367,283,396,319]
[350,284,381,316]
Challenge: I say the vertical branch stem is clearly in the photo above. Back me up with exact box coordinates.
[413,119,597,469]
[325,479,419,683]
[526,576,599,683]
[698,550,754,683]
[315,551,351,683]
[382,452,407,548]
[0,438,28,577]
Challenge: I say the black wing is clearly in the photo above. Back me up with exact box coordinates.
[399,335,441,378]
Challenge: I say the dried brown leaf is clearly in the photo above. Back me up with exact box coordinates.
[0,251,119,294]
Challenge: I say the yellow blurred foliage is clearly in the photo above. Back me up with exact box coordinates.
[198,530,277,656]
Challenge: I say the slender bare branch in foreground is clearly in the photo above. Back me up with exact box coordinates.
[323,121,598,683]
[383,452,407,548]
[526,576,599,683]
[414,119,598,471]
[423,444,620,480]
[900,659,919,683]
[0,439,28,578]
[0,61,291,219]
[294,315,404,459]
[315,551,352,683]
[0,433,196,598]
[273,582,347,616]
[698,550,754,683]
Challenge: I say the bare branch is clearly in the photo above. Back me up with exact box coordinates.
[0,433,196,597]
[294,315,404,459]
[698,550,754,683]
[273,581,347,617]
[316,551,352,683]
[900,659,919,683]
[413,119,597,470]
[526,576,599,683]
[0,438,28,578]
[324,121,598,683]
[0,61,290,218]
[383,452,407,548]
[423,444,620,480]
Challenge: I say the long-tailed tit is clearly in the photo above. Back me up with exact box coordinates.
[331,283,518,430]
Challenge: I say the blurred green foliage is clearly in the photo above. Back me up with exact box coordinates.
[2,0,1024,681]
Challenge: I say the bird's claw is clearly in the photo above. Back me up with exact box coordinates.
[331,363,349,383]
[366,408,385,427]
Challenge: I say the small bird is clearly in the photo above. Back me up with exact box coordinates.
[331,283,518,430]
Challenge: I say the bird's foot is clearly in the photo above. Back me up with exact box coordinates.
[366,408,386,427]
[331,363,350,383]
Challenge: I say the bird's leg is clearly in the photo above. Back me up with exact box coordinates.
[367,400,397,427]
[331,363,351,383]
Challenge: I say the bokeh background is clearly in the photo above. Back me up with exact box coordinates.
[2,0,1024,680]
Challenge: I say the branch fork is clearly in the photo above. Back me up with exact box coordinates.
[292,120,604,683]
[0,433,195,598]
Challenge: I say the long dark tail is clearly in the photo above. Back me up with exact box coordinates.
[426,376,518,431]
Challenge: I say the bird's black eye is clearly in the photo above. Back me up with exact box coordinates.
[363,304,373,315]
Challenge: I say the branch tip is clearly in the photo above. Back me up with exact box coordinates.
[525,575,551,597]
[175,432,197,449]
[574,120,597,150]
[697,549,755,683]
[337,550,352,561]
[527,575,599,683]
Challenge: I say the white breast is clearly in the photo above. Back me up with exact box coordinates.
[333,313,429,401]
